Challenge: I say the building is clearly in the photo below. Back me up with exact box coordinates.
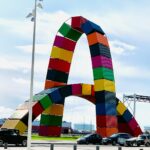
[73,123,94,132]
[0,118,6,127]
[144,126,150,133]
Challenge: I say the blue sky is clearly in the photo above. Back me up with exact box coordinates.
[0,0,150,130]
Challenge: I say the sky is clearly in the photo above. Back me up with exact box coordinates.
[0,0,150,130]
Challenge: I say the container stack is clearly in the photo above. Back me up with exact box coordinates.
[1,16,142,138]
[117,99,142,136]
[1,83,142,137]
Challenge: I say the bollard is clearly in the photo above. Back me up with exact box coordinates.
[96,145,99,150]
[118,146,122,150]
[73,144,77,150]
[4,143,7,149]
[50,144,54,150]
[139,149,143,150]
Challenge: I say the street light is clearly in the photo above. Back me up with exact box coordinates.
[26,0,43,150]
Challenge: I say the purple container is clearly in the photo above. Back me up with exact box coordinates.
[72,84,82,95]
[91,55,113,69]
[54,35,76,51]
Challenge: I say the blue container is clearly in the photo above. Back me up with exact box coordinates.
[123,109,133,122]
[96,103,117,115]
[81,20,105,35]
[49,89,64,104]
[95,91,116,104]
[59,85,72,98]
[90,43,111,58]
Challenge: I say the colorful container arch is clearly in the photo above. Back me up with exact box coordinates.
[1,16,142,137]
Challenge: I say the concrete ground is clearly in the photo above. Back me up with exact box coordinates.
[0,141,148,150]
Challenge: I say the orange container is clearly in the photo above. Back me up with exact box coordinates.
[45,80,66,89]
[49,104,64,116]
[97,127,118,137]
[87,32,109,47]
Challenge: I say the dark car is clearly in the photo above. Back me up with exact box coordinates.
[77,133,102,144]
[102,133,132,146]
[136,134,150,146]
[0,129,27,146]
[125,137,137,146]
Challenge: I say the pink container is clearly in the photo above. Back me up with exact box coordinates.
[72,84,82,95]
[128,117,137,131]
[54,35,76,51]
[91,55,113,69]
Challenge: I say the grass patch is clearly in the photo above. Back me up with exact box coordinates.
[32,134,81,141]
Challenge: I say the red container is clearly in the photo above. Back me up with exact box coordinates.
[91,85,95,96]
[47,126,61,137]
[39,126,48,136]
[48,58,71,73]
[72,84,82,95]
[128,117,138,131]
[81,96,96,104]
[53,35,76,51]
[118,123,131,133]
[71,16,87,32]
[133,126,142,136]
[33,102,44,118]
[96,115,117,128]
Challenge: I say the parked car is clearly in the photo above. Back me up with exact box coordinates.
[125,137,137,146]
[136,134,150,147]
[102,133,132,146]
[77,133,102,144]
[0,128,27,146]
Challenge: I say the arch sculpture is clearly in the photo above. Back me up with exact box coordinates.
[2,16,142,137]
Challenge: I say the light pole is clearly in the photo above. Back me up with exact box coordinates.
[26,0,43,150]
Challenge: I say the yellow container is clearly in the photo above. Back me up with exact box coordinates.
[94,79,115,92]
[15,120,27,134]
[117,101,127,115]
[1,119,18,129]
[43,104,64,116]
[51,46,73,63]
[42,106,51,115]
[1,119,27,134]
[10,109,28,119]
[82,84,92,95]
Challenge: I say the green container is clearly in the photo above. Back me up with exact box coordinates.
[93,67,114,81]
[40,114,50,125]
[40,114,62,126]
[39,95,52,109]
[58,23,82,41]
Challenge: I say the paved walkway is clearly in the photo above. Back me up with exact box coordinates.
[0,141,148,150]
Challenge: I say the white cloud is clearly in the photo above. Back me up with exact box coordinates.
[16,44,51,55]
[0,106,14,118]
[0,57,30,71]
[110,40,136,55]
[113,60,150,79]
[0,11,70,42]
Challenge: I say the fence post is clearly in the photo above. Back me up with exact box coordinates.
[118,146,122,150]
[73,144,77,150]
[96,145,99,150]
[50,143,54,150]
[4,143,7,149]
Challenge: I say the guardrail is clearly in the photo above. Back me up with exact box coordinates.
[2,143,145,150]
